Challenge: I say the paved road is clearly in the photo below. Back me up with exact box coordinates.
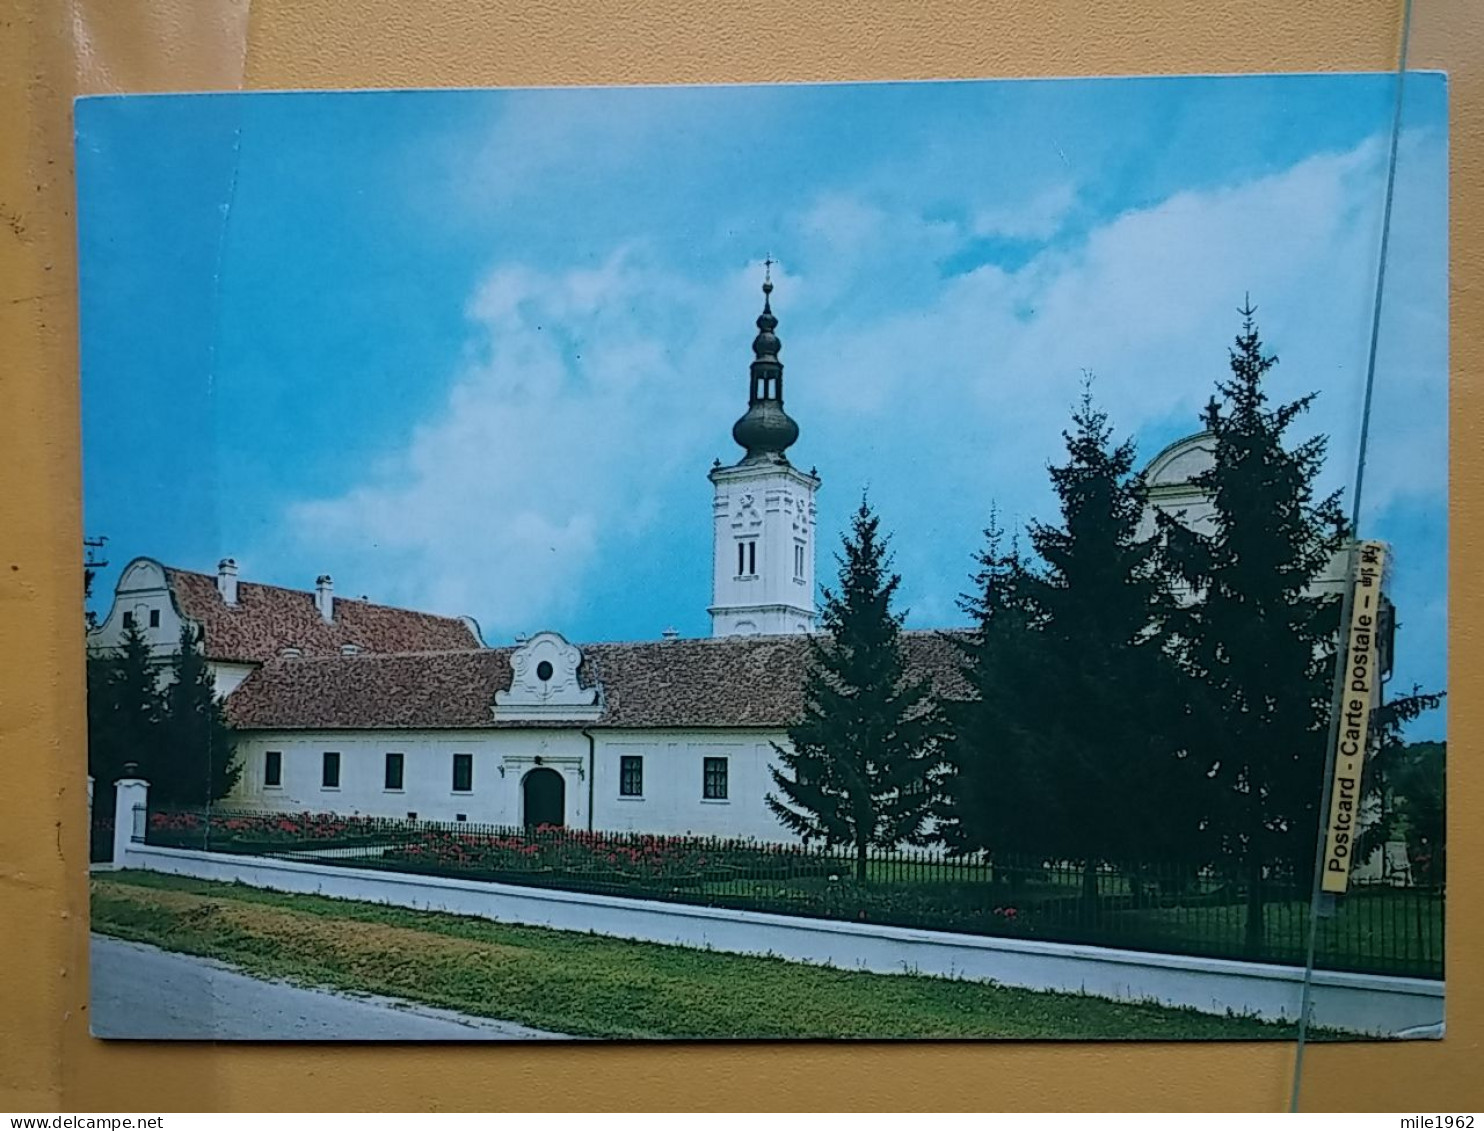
[90,935,570,1040]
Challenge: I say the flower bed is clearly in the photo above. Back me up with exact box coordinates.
[377,825,838,888]
[365,826,1033,938]
[146,808,403,853]
[698,874,1034,939]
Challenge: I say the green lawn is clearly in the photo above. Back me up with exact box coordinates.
[92,871,1339,1041]
[1114,892,1444,975]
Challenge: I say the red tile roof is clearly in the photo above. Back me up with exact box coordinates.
[165,569,480,664]
[225,631,970,731]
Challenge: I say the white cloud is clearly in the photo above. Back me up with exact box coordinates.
[798,194,886,253]
[283,250,782,634]
[971,181,1078,241]
[787,131,1444,529]
[439,85,794,219]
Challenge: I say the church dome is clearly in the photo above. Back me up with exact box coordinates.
[733,399,800,462]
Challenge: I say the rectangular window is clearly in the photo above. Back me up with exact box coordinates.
[452,753,473,793]
[122,611,134,629]
[794,542,805,580]
[148,608,161,628]
[737,541,746,576]
[321,751,340,789]
[263,750,282,788]
[620,755,644,797]
[703,756,729,800]
[384,752,404,791]
[748,540,757,575]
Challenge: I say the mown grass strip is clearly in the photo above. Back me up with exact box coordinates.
[91,871,1334,1041]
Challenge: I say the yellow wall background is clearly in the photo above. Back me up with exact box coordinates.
[1,0,1479,1112]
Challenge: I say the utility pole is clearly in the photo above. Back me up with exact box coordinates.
[84,535,109,627]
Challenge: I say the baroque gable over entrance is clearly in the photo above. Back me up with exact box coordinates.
[492,630,603,722]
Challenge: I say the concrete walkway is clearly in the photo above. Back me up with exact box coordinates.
[90,934,571,1040]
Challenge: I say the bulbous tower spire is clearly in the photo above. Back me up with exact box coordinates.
[731,264,800,464]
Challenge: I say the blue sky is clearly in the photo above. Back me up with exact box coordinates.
[76,74,1448,737]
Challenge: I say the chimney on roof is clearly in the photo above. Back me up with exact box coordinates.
[315,574,334,623]
[217,558,239,606]
[661,627,680,641]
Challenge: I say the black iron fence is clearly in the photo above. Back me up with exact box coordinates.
[140,805,1443,980]
[90,811,114,864]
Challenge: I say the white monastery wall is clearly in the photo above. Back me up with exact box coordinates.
[231,729,589,829]
[592,732,785,839]
[230,727,797,841]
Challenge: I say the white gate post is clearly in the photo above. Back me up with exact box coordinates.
[113,774,150,869]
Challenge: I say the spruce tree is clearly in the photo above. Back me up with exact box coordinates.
[935,512,1047,862]
[86,620,163,801]
[767,498,947,882]
[157,623,240,807]
[1160,301,1346,952]
[1019,387,1191,866]
[85,651,123,824]
[1390,740,1446,886]
[1355,688,1445,881]
[941,390,1193,906]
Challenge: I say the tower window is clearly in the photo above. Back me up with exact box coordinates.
[736,539,757,577]
[794,542,805,580]
[122,612,134,629]
[148,609,161,628]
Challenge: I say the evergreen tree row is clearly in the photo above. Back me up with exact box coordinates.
[87,621,240,814]
[768,303,1442,940]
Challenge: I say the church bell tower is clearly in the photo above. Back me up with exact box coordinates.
[709,268,819,637]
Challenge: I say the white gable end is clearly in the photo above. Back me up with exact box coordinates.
[493,631,603,722]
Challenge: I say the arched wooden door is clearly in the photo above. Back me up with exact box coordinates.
[522,767,565,830]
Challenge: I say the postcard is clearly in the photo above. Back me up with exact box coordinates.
[76,73,1446,1040]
